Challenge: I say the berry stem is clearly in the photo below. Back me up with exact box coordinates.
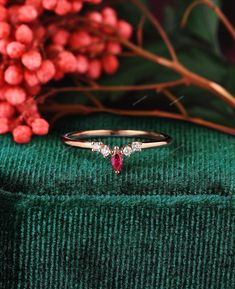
[40,103,235,136]
[130,0,178,61]
[37,79,186,103]
[181,0,235,41]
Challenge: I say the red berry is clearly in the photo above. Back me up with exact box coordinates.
[26,115,38,126]
[42,0,57,10]
[0,0,129,144]
[0,69,4,86]
[103,15,117,30]
[56,51,77,72]
[4,86,26,105]
[102,7,117,32]
[0,117,9,134]
[0,0,8,5]
[53,68,64,80]
[0,21,11,39]
[34,26,46,41]
[36,60,56,83]
[8,5,20,25]
[17,97,38,114]
[0,38,9,55]
[4,65,23,85]
[106,42,122,55]
[25,0,43,12]
[69,30,92,51]
[87,11,103,27]
[46,44,64,58]
[87,59,102,79]
[0,85,8,100]
[22,50,42,71]
[47,24,57,35]
[76,55,89,74]
[102,55,119,75]
[52,29,70,46]
[0,6,8,21]
[18,5,38,23]
[6,41,26,58]
[25,84,41,95]
[88,36,105,55]
[71,0,83,13]
[0,102,15,118]
[31,118,49,135]
[13,125,32,144]
[55,0,72,15]
[117,20,133,39]
[24,69,39,87]
[15,24,34,45]
[102,7,117,18]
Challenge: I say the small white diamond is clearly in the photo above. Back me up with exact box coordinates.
[122,145,132,157]
[100,145,111,157]
[91,142,102,152]
[131,142,142,152]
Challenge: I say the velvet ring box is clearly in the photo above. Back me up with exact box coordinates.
[0,113,234,289]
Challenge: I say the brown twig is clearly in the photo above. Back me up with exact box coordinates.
[85,92,104,108]
[44,7,235,109]
[119,51,137,57]
[72,77,104,108]
[40,103,235,136]
[162,89,188,116]
[181,0,235,41]
[39,1,235,135]
[137,15,146,47]
[130,0,178,62]
[117,38,235,108]
[79,19,235,109]
[37,79,186,104]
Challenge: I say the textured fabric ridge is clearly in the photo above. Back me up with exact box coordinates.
[0,191,234,289]
[0,113,234,289]
[0,113,234,196]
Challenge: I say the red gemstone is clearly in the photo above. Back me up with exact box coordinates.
[111,152,124,173]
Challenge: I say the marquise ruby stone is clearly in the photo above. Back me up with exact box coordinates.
[111,152,124,173]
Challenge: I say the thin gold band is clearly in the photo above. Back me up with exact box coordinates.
[61,129,173,149]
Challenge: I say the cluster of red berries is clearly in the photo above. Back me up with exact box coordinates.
[0,0,132,143]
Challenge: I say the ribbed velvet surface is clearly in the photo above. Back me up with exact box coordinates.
[0,114,234,289]
[0,114,234,196]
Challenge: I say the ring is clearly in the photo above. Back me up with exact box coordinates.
[61,130,173,174]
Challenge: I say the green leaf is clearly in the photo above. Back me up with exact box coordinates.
[223,65,235,95]
[164,0,220,51]
[178,47,226,82]
[99,42,178,100]
[114,0,151,29]
[95,0,234,127]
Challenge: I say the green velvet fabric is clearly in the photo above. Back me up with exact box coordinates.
[0,113,234,289]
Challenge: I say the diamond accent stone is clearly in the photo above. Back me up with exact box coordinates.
[100,145,111,157]
[131,142,142,152]
[122,145,132,157]
[91,142,103,152]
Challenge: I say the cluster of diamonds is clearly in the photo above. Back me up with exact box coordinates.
[91,141,142,157]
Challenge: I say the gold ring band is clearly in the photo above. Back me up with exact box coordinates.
[61,129,173,173]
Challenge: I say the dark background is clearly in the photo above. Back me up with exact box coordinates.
[150,0,235,63]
